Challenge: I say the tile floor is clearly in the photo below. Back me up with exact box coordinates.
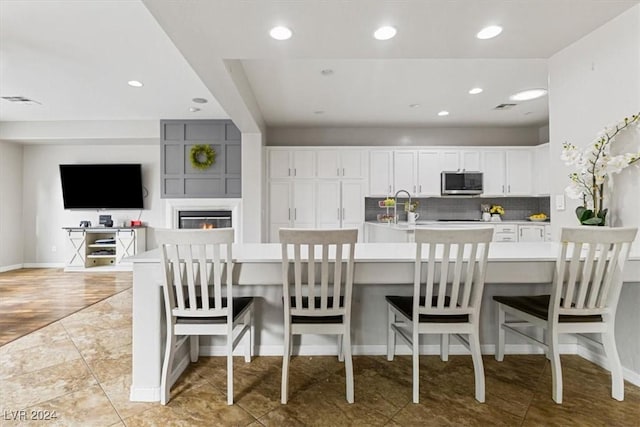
[1,274,640,426]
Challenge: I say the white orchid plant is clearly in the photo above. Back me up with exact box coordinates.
[561,112,640,225]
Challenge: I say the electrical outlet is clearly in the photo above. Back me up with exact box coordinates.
[51,245,57,253]
[555,194,565,211]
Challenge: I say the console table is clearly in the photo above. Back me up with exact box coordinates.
[62,227,146,272]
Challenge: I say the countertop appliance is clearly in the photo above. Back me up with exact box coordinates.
[441,171,483,195]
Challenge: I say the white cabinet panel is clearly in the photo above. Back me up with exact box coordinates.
[269,150,315,179]
[292,181,315,226]
[519,225,545,242]
[292,151,315,178]
[481,151,506,196]
[316,151,340,178]
[269,181,291,242]
[316,181,341,228]
[533,143,550,195]
[461,150,481,171]
[441,151,460,171]
[316,150,365,179]
[417,151,442,196]
[269,150,291,179]
[506,150,533,195]
[393,151,417,194]
[369,150,393,196]
[341,181,364,226]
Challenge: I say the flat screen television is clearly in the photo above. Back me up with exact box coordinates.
[59,164,144,209]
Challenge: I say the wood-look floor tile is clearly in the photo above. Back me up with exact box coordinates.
[0,268,131,346]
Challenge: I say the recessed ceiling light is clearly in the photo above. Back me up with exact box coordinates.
[509,88,548,101]
[189,107,200,112]
[320,69,334,76]
[127,80,143,88]
[192,97,208,104]
[314,110,325,115]
[476,25,503,40]
[270,26,292,40]
[469,87,483,95]
[409,104,420,108]
[374,26,397,40]
[438,110,450,117]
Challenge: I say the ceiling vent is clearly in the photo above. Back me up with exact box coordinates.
[494,103,516,110]
[1,96,42,105]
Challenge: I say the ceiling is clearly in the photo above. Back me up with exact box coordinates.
[1,0,638,133]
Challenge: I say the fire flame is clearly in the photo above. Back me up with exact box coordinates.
[201,223,216,229]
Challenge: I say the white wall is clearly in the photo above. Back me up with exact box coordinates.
[241,132,264,242]
[0,141,24,271]
[20,144,165,265]
[549,5,640,378]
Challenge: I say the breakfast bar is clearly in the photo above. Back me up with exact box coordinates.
[128,242,640,402]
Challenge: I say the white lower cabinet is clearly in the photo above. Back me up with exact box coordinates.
[492,224,517,242]
[269,181,316,242]
[518,224,546,242]
[269,180,364,242]
[64,227,145,271]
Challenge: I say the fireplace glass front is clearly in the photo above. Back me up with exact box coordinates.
[178,210,232,229]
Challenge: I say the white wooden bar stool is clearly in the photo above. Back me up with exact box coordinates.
[279,228,358,404]
[494,226,637,404]
[156,228,254,405]
[386,227,494,403]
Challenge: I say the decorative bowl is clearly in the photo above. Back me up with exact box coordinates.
[528,217,548,222]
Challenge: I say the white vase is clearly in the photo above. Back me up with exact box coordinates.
[482,212,491,222]
[490,214,502,222]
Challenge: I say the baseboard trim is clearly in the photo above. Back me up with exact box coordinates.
[23,263,65,268]
[129,385,160,402]
[0,263,23,272]
[577,341,640,387]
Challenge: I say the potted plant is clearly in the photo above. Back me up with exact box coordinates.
[562,113,640,225]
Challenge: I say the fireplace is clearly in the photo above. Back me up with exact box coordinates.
[165,199,242,241]
[178,210,232,229]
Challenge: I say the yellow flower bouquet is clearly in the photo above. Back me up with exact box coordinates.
[490,205,505,215]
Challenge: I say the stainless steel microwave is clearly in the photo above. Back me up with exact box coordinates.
[440,171,483,195]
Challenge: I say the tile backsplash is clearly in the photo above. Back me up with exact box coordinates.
[365,196,550,222]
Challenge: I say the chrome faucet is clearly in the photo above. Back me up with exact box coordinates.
[393,189,412,224]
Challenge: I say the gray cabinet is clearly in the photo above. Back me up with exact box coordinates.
[161,120,241,198]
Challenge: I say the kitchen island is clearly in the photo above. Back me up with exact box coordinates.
[128,242,640,402]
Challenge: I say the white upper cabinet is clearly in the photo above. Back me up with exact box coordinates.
[268,149,315,179]
[532,143,550,195]
[393,151,417,194]
[460,150,481,171]
[369,150,393,196]
[316,150,365,179]
[417,150,443,196]
[441,150,460,171]
[505,150,533,195]
[481,151,507,196]
[481,149,533,196]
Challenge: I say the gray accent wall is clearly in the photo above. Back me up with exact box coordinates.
[161,119,241,198]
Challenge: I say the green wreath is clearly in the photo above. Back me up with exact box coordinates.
[189,144,216,170]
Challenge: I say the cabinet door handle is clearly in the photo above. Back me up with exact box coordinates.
[294,168,297,176]
[288,168,291,176]
[419,184,422,193]
[539,229,543,238]
[502,185,505,193]
[508,184,511,193]
[294,208,297,220]
[520,228,523,237]
[342,208,346,220]
[337,168,340,176]
[342,168,345,176]
[413,185,416,193]
[388,185,391,194]
[288,208,291,221]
